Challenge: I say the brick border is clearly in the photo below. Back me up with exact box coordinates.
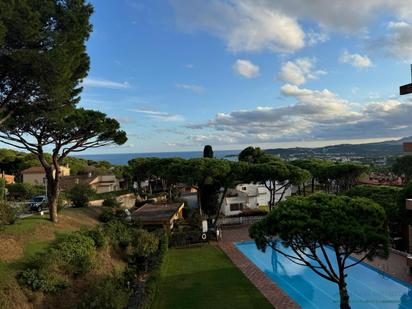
[218,240,301,309]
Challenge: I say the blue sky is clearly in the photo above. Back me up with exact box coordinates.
[79,0,412,153]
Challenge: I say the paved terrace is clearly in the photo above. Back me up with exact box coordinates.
[217,224,412,309]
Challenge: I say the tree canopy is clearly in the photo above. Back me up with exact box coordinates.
[0,0,93,123]
[250,193,389,309]
[393,155,412,184]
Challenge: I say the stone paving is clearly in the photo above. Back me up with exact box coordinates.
[217,225,301,309]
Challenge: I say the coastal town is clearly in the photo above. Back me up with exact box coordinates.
[2,1,412,309]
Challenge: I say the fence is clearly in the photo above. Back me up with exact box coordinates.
[217,215,266,226]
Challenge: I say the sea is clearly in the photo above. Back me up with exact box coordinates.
[75,150,239,165]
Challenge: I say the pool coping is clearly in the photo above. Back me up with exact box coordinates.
[218,240,301,309]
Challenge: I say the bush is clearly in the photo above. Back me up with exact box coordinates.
[18,269,68,293]
[103,219,133,248]
[6,183,45,201]
[0,201,17,225]
[81,227,107,248]
[78,274,131,309]
[169,229,202,247]
[51,232,96,275]
[137,230,168,309]
[98,209,117,223]
[102,196,121,208]
[67,183,96,208]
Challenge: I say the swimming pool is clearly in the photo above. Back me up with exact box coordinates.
[236,241,412,308]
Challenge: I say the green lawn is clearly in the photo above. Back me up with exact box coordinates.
[152,245,273,309]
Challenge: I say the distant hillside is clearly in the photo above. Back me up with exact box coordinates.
[266,137,411,158]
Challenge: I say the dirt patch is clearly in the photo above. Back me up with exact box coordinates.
[0,237,24,262]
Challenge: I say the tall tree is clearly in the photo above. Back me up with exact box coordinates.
[250,193,389,309]
[203,145,214,158]
[238,146,273,163]
[393,155,412,184]
[0,108,127,222]
[0,0,93,123]
[247,159,309,210]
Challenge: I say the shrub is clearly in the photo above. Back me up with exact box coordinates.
[6,183,45,201]
[103,219,133,248]
[102,196,121,208]
[67,183,96,207]
[81,227,107,248]
[169,229,202,247]
[51,232,96,275]
[99,209,117,223]
[0,201,17,225]
[137,230,168,309]
[18,269,68,293]
[78,274,131,309]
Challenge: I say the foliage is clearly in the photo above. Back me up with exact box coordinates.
[102,196,121,208]
[0,0,93,123]
[250,193,389,309]
[292,159,367,194]
[169,229,203,247]
[103,218,133,248]
[67,183,96,208]
[18,269,68,293]
[0,200,16,225]
[78,273,131,309]
[99,209,118,223]
[0,0,127,223]
[346,185,403,238]
[136,230,168,309]
[6,183,45,201]
[238,146,273,163]
[129,229,159,258]
[50,232,96,275]
[393,155,412,184]
[81,226,107,248]
[203,145,214,158]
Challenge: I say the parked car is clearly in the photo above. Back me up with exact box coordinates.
[28,195,48,212]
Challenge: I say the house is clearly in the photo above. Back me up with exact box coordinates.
[1,172,15,184]
[220,182,292,216]
[131,202,184,230]
[22,165,71,186]
[60,174,120,194]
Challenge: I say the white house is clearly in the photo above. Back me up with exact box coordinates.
[220,182,292,216]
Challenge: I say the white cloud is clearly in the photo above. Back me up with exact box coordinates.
[379,21,412,61]
[186,84,412,145]
[278,58,326,85]
[171,0,305,53]
[129,108,185,122]
[306,30,329,46]
[175,83,205,93]
[83,78,131,89]
[339,50,373,68]
[233,59,260,78]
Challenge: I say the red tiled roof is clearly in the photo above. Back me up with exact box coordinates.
[21,166,46,174]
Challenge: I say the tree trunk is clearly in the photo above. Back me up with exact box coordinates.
[338,282,351,309]
[311,178,315,193]
[49,178,60,223]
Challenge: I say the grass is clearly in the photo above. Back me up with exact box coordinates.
[0,207,104,307]
[152,245,273,309]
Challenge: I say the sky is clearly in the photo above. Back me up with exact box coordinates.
[79,0,412,153]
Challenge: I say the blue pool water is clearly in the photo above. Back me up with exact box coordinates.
[236,241,412,308]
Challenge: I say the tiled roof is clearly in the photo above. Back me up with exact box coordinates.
[132,203,184,223]
[21,166,46,174]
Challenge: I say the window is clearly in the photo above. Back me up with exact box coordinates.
[242,186,247,191]
[230,203,243,211]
